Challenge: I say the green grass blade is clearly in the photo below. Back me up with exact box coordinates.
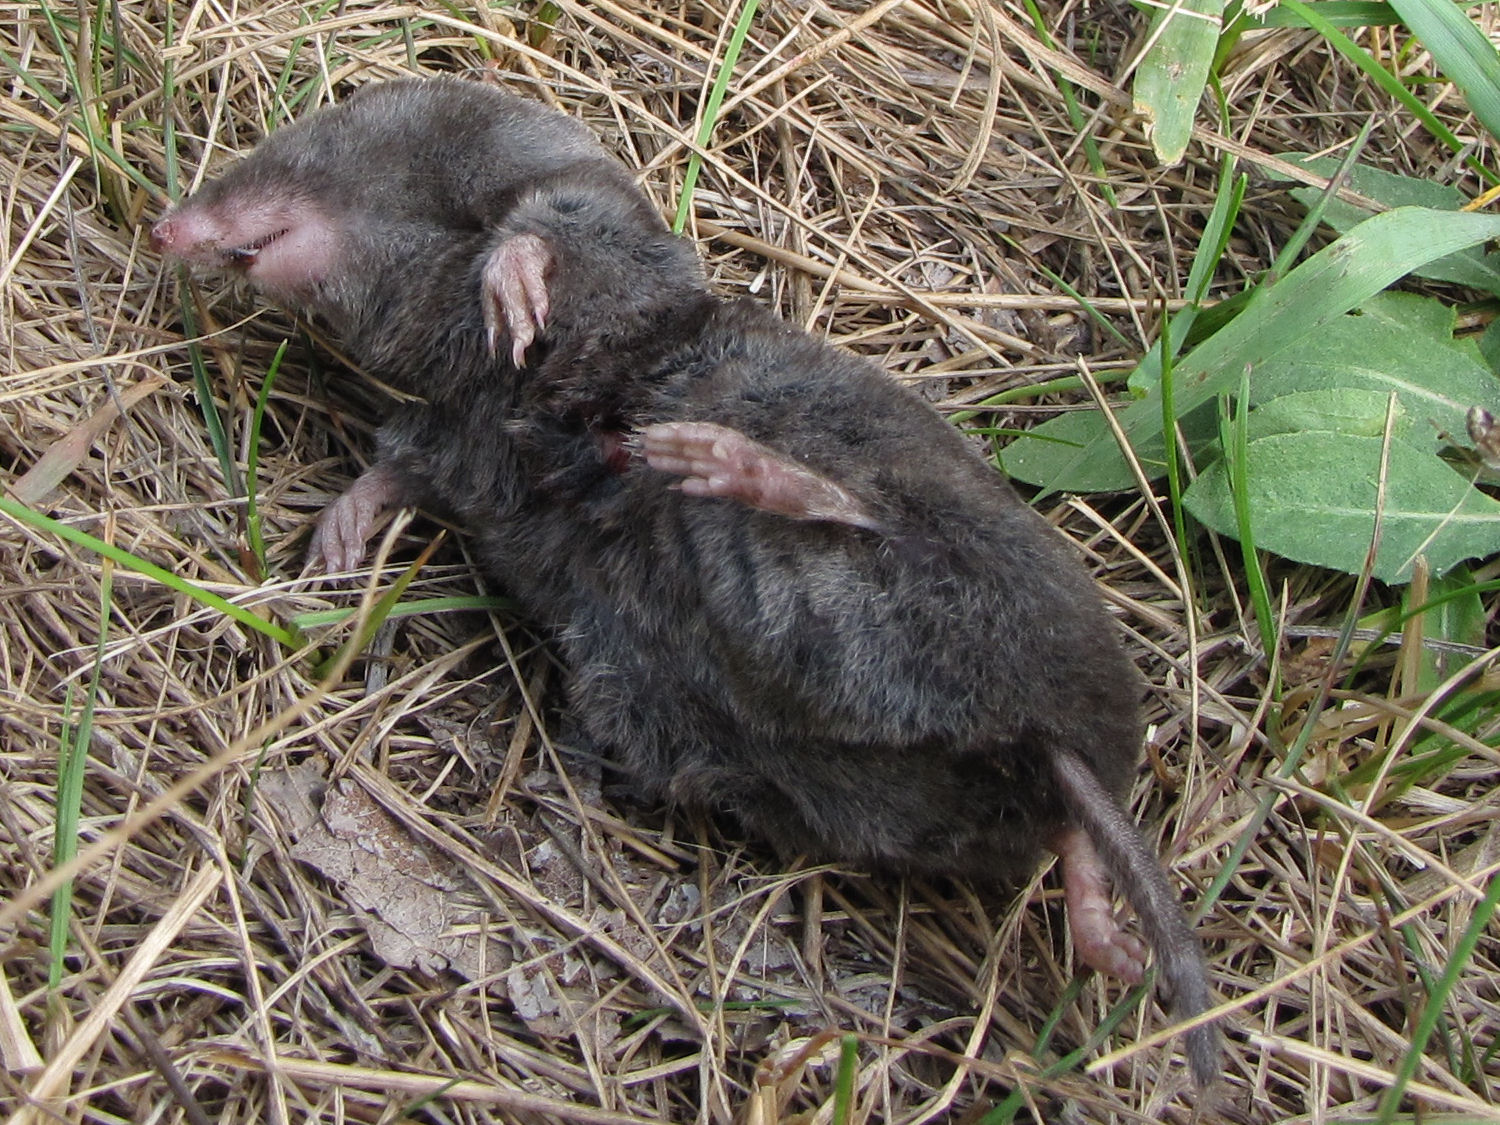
[1160,307,1191,574]
[530,2,562,48]
[315,535,446,678]
[290,593,514,631]
[48,682,79,994]
[1248,1,1405,28]
[32,0,156,203]
[831,1034,858,1125]
[1130,0,1225,165]
[978,977,1162,1121]
[1218,377,1277,666]
[1387,0,1500,145]
[672,0,760,234]
[950,370,1135,425]
[1376,866,1500,1123]
[0,493,303,648]
[1403,565,1486,692]
[161,1,178,198]
[1184,157,1246,302]
[1278,0,1496,184]
[246,340,289,577]
[49,562,111,992]
[272,0,344,117]
[1007,239,1134,351]
[1131,152,1246,396]
[175,288,241,497]
[1264,118,1374,285]
[1021,0,1117,207]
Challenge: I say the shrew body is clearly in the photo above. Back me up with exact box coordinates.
[154,76,1217,1081]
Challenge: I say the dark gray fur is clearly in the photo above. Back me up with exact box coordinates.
[160,76,1216,1081]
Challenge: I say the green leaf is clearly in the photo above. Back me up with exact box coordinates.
[997,410,1137,493]
[1354,288,1459,340]
[1289,154,1468,212]
[832,1035,860,1125]
[673,0,761,233]
[247,339,289,579]
[1246,387,1414,441]
[1480,317,1500,376]
[1284,155,1500,292]
[1130,0,1224,165]
[1246,297,1497,446]
[1359,290,1488,364]
[1247,1,1405,28]
[1183,431,1500,582]
[1220,374,1278,662]
[1377,866,1500,1123]
[1000,207,1500,491]
[1130,158,1247,396]
[996,405,1221,493]
[1386,0,1500,147]
[50,567,109,993]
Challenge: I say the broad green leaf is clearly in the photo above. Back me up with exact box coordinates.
[1354,289,1459,341]
[1284,155,1500,292]
[1387,0,1500,147]
[1183,431,1500,582]
[1131,0,1223,165]
[999,411,1140,493]
[1000,207,1500,491]
[997,405,1221,493]
[1359,290,1488,365]
[1247,388,1414,441]
[1246,300,1497,446]
[1285,153,1466,212]
[1480,318,1500,376]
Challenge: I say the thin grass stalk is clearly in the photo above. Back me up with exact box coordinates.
[672,0,761,234]
[245,339,287,577]
[48,559,111,993]
[0,494,303,648]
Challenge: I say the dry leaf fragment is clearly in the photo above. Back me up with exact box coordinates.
[742,1033,843,1125]
[11,377,167,505]
[0,960,43,1074]
[259,762,509,981]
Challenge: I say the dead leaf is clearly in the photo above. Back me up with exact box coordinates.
[12,377,167,505]
[259,762,510,981]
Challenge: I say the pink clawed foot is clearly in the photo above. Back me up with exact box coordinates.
[1055,826,1149,984]
[641,421,881,530]
[481,233,552,366]
[307,463,406,573]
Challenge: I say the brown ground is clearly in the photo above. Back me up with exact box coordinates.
[3,2,1499,1122]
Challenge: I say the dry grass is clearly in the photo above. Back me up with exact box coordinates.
[4,1,1500,1122]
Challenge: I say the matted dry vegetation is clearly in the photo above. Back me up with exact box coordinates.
[4,1,1500,1122]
